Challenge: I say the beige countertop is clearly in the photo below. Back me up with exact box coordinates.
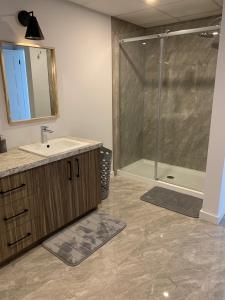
[0,137,102,179]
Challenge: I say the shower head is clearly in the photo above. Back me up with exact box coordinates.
[199,28,220,49]
[199,16,222,39]
[199,16,221,39]
[199,31,220,38]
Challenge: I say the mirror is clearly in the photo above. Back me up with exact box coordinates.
[0,42,58,124]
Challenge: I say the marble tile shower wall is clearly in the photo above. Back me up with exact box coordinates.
[111,18,145,168]
[113,16,220,171]
[119,42,145,167]
[143,17,219,171]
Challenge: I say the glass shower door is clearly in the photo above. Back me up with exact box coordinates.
[157,32,218,191]
[119,38,160,180]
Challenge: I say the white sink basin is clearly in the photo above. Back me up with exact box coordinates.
[19,138,90,157]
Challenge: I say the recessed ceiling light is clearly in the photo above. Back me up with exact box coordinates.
[163,291,169,298]
[142,42,147,45]
[145,0,157,4]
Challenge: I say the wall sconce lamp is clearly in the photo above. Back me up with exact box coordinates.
[18,10,44,40]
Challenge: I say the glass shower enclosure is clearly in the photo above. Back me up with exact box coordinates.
[118,25,220,192]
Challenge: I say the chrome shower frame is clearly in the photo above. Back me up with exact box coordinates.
[120,25,220,44]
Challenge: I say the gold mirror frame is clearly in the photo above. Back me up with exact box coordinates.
[0,41,59,125]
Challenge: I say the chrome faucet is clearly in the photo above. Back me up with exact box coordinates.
[41,126,54,144]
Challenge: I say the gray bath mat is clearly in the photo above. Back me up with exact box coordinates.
[42,211,126,266]
[141,186,203,218]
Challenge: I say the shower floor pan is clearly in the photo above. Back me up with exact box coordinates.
[121,159,205,193]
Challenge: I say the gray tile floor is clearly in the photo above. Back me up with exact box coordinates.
[1,175,225,299]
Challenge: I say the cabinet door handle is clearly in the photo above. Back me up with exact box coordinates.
[76,158,80,178]
[4,208,29,222]
[7,232,32,247]
[0,183,26,196]
[68,161,72,181]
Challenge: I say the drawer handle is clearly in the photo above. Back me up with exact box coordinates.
[76,158,80,178]
[0,183,26,196]
[7,232,32,247]
[4,208,29,222]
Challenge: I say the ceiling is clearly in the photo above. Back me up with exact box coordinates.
[68,0,223,27]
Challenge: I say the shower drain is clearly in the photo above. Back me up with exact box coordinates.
[167,175,175,179]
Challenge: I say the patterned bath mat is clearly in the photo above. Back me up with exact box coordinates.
[42,211,126,266]
[141,186,203,218]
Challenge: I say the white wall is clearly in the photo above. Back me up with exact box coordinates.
[200,1,225,224]
[0,0,112,149]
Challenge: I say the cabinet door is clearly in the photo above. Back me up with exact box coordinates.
[33,149,100,235]
[73,149,101,217]
[43,158,75,233]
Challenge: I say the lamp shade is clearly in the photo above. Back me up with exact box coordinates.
[25,15,44,40]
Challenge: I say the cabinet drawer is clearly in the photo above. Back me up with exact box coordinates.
[0,220,34,261]
[0,197,31,232]
[0,173,28,205]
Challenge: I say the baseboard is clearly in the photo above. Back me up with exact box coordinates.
[199,209,224,224]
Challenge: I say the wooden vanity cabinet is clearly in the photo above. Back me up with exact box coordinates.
[44,148,101,234]
[0,148,101,264]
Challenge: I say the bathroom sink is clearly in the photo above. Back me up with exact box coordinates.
[19,138,90,157]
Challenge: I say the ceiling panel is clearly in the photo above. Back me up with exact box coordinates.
[68,0,223,27]
[70,0,149,15]
[119,8,177,27]
[157,0,220,18]
[212,0,223,7]
[142,0,187,7]
[178,10,222,22]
